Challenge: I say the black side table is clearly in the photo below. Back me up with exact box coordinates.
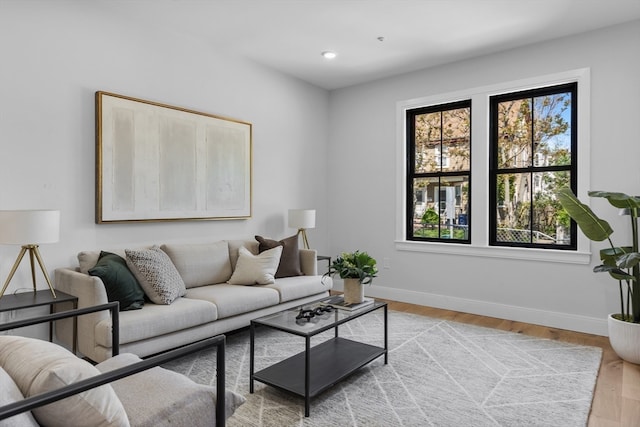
[0,290,78,353]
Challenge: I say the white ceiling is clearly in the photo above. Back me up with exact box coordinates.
[101,0,640,90]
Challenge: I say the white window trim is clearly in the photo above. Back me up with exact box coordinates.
[395,68,591,264]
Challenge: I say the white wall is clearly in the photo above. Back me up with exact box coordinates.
[2,2,637,338]
[327,20,640,335]
[0,3,330,306]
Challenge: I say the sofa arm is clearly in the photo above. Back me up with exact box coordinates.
[299,249,317,276]
[54,268,110,359]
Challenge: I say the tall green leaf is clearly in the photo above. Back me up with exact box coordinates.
[588,191,640,210]
[557,187,613,242]
[600,247,634,281]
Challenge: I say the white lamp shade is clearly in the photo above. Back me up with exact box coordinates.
[288,209,316,230]
[0,210,60,244]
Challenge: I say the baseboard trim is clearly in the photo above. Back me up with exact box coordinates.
[333,283,609,336]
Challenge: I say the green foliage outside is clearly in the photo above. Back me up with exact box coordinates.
[421,208,439,225]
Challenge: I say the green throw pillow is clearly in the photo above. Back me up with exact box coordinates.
[89,251,145,311]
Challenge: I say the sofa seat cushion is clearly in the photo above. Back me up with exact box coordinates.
[161,241,232,288]
[185,284,280,319]
[97,353,245,427]
[95,298,218,347]
[264,276,331,303]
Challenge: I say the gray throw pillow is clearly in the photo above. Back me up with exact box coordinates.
[125,246,186,305]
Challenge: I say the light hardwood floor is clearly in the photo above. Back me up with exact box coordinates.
[380,298,640,427]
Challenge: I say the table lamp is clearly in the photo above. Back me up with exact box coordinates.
[288,209,315,249]
[0,210,60,299]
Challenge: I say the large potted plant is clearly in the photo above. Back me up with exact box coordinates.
[324,250,378,304]
[557,187,640,363]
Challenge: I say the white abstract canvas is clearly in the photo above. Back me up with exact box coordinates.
[96,92,252,222]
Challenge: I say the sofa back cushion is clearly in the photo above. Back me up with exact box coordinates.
[161,241,232,288]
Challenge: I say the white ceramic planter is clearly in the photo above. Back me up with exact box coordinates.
[608,314,640,364]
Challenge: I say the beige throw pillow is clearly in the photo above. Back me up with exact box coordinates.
[125,246,186,305]
[227,246,282,285]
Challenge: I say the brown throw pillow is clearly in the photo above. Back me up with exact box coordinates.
[255,234,303,278]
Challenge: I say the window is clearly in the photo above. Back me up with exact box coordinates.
[397,69,589,263]
[489,83,577,249]
[406,100,471,243]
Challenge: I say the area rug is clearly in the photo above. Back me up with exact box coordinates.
[163,310,602,426]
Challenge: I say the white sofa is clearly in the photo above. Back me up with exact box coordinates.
[54,239,332,363]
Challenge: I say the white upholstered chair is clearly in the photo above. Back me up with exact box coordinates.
[0,302,244,426]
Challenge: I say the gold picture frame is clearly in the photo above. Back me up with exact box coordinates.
[95,91,252,223]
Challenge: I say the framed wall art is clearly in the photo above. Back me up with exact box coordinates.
[95,91,252,223]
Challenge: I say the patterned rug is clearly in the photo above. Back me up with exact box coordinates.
[163,310,602,426]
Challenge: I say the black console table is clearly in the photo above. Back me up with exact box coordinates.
[0,290,78,353]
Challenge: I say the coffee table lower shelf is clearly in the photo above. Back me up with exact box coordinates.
[252,336,385,400]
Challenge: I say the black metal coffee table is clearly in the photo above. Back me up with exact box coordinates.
[249,297,387,417]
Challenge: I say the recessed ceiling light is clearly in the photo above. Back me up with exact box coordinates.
[321,51,337,60]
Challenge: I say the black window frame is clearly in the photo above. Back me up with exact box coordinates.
[406,99,472,244]
[489,82,578,250]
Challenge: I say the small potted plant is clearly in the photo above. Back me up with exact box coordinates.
[323,250,378,304]
[557,187,640,364]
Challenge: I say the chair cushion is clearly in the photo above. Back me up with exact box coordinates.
[255,234,303,278]
[125,246,186,304]
[185,284,280,319]
[0,366,39,426]
[227,246,282,285]
[96,353,245,427]
[89,251,145,311]
[0,336,129,427]
[161,241,232,288]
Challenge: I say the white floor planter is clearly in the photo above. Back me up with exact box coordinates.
[608,314,640,364]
